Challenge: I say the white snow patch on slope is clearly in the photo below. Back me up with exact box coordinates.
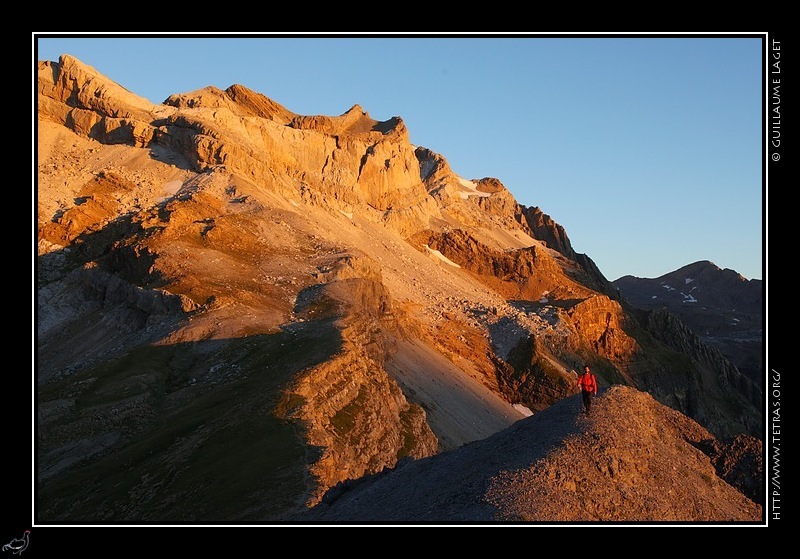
[680,285,698,303]
[513,403,534,417]
[423,245,461,268]
[457,177,492,200]
[539,290,550,303]
[685,277,694,284]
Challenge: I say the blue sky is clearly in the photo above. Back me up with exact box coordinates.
[34,33,765,282]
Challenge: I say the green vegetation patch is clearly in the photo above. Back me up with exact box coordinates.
[396,406,422,460]
[37,321,343,522]
[330,385,368,438]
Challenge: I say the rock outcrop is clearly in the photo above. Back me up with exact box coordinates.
[278,255,439,506]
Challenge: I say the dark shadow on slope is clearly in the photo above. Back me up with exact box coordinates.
[36,320,342,524]
[68,112,199,174]
[371,116,402,134]
[293,382,766,524]
[623,305,763,438]
[293,392,590,523]
[36,156,228,291]
[37,189,178,292]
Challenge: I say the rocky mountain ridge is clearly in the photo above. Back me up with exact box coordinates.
[296,385,762,523]
[614,260,763,390]
[36,54,763,522]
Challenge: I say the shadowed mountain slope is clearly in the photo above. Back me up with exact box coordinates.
[614,260,763,391]
[296,386,762,523]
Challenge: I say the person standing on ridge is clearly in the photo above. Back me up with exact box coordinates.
[577,365,598,415]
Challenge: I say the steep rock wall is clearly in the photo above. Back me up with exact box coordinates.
[280,257,439,504]
[641,308,762,437]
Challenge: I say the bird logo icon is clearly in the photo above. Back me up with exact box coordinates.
[2,531,29,555]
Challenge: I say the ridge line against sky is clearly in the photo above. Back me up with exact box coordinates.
[33,32,766,282]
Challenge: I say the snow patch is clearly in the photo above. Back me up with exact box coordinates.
[685,277,694,284]
[539,290,550,303]
[456,176,492,200]
[651,295,658,299]
[512,403,534,417]
[423,245,461,268]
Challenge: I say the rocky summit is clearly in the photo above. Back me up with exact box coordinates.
[36,54,763,523]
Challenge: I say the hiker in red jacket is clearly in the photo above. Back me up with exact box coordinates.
[577,365,598,415]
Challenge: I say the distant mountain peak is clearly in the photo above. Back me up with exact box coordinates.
[614,260,763,389]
